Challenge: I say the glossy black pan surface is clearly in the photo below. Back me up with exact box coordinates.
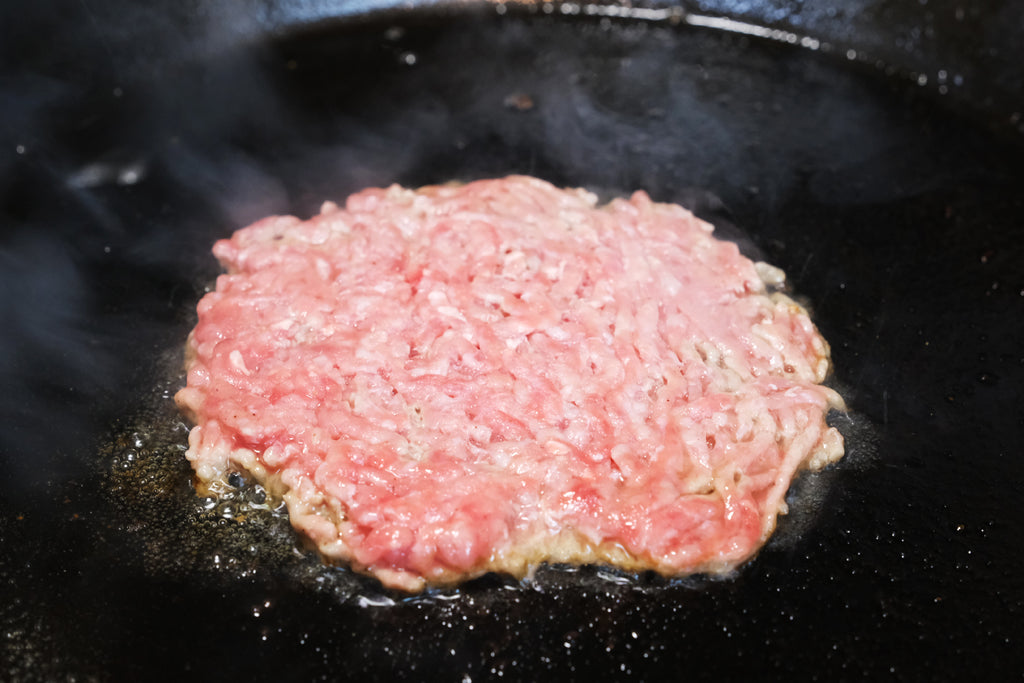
[2,1,1022,680]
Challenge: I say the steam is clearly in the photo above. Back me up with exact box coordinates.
[0,234,116,490]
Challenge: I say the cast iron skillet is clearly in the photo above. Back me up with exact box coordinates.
[2,0,1023,680]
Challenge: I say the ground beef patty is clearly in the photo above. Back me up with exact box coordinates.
[175,175,844,591]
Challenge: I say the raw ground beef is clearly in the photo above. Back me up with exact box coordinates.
[175,175,844,591]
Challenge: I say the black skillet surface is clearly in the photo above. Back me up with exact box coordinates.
[2,1,1023,680]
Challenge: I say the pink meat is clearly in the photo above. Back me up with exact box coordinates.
[175,176,844,591]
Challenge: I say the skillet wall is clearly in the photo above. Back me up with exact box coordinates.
[2,1,1023,680]
[5,0,1024,129]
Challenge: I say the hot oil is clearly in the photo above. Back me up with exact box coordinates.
[102,346,368,600]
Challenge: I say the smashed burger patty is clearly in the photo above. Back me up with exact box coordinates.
[175,176,844,591]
